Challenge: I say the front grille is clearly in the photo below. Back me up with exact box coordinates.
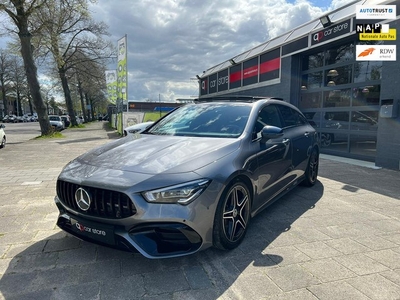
[57,180,136,219]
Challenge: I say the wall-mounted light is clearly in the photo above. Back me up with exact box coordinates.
[362,87,370,93]
[327,80,336,86]
[327,69,338,77]
[301,85,307,90]
[229,59,236,65]
[320,15,332,28]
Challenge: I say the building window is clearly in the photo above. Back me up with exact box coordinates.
[302,72,323,90]
[300,92,321,109]
[352,85,380,106]
[325,65,352,87]
[302,51,324,70]
[354,61,382,83]
[300,39,381,160]
[323,89,351,107]
[324,42,354,66]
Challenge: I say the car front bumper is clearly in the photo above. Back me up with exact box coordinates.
[54,179,221,259]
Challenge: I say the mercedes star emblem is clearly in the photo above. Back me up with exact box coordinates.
[75,187,91,211]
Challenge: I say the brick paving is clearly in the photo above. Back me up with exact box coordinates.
[0,121,399,299]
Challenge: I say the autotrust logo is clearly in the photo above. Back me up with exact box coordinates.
[75,187,91,211]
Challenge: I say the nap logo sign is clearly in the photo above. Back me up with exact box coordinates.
[356,45,396,61]
[356,24,396,40]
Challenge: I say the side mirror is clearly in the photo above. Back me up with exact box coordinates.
[260,125,283,143]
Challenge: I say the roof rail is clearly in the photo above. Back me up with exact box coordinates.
[194,95,272,103]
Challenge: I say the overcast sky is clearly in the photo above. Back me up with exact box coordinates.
[2,0,356,103]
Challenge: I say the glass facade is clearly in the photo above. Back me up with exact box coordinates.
[300,40,381,160]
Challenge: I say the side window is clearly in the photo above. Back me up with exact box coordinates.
[254,105,282,137]
[277,105,306,128]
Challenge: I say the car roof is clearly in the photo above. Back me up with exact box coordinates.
[194,95,283,103]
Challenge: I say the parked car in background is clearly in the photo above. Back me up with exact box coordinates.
[49,115,65,131]
[61,115,71,127]
[3,115,17,123]
[55,96,319,259]
[0,124,6,149]
[123,121,154,136]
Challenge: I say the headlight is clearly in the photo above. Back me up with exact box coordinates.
[142,179,210,205]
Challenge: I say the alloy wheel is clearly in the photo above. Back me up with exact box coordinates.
[222,185,250,243]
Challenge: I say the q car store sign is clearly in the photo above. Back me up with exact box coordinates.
[311,19,351,46]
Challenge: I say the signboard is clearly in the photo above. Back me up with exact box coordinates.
[217,69,229,92]
[311,19,351,46]
[356,45,396,61]
[200,78,208,95]
[117,36,127,101]
[105,70,117,104]
[356,5,396,19]
[356,23,396,40]
[208,73,217,94]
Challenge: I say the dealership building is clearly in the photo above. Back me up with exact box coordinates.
[197,0,400,170]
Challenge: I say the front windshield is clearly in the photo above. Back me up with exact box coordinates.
[147,103,251,138]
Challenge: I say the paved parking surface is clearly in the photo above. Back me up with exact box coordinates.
[0,121,399,299]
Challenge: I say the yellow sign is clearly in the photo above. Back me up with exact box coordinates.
[359,29,396,40]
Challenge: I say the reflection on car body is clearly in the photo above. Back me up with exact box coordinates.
[306,111,378,147]
[123,121,154,136]
[54,97,319,259]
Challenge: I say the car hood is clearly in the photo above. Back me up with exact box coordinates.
[63,134,240,176]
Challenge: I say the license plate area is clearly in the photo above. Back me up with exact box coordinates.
[70,217,115,245]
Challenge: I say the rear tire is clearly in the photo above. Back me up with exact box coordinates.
[213,179,251,250]
[301,147,319,187]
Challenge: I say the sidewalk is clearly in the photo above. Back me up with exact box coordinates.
[0,122,400,300]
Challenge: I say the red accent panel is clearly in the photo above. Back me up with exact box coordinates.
[230,71,242,83]
[260,58,280,74]
[243,65,258,79]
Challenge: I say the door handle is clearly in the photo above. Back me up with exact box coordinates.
[282,138,290,145]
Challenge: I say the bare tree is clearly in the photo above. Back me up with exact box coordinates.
[0,49,13,116]
[0,0,52,134]
[72,51,109,122]
[8,55,27,116]
[34,0,113,126]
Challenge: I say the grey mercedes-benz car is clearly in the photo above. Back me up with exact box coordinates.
[55,97,319,259]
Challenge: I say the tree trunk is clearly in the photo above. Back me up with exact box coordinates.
[1,76,8,116]
[84,92,91,121]
[58,67,78,126]
[89,97,95,121]
[28,93,34,114]
[77,80,87,123]
[17,90,23,116]
[18,17,52,135]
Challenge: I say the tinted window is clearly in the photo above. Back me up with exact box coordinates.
[277,105,306,128]
[255,105,282,133]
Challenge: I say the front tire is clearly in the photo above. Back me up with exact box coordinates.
[213,179,251,250]
[301,147,319,187]
[0,136,5,149]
